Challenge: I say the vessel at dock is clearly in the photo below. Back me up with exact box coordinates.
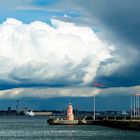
[47,103,79,125]
[47,118,78,125]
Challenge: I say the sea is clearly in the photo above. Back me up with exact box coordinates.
[0,116,139,140]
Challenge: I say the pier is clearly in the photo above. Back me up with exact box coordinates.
[79,119,140,131]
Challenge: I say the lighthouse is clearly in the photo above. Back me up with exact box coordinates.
[67,103,74,121]
[47,102,79,125]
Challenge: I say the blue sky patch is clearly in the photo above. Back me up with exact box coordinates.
[32,0,60,6]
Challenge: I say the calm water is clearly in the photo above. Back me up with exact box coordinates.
[0,116,139,140]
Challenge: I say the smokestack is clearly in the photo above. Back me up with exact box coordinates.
[16,99,20,115]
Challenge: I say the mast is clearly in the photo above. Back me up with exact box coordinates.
[93,82,96,120]
[94,95,96,120]
[131,94,132,119]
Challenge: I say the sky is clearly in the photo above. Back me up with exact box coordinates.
[0,0,140,111]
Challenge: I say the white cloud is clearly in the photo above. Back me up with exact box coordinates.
[0,87,100,98]
[0,85,139,99]
[0,18,114,86]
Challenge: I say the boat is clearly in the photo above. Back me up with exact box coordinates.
[47,118,78,125]
[47,103,79,125]
[25,110,35,116]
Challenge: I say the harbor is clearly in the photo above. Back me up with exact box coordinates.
[0,0,139,139]
[47,93,140,131]
[0,93,140,130]
[0,115,139,140]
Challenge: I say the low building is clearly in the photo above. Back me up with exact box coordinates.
[34,112,53,116]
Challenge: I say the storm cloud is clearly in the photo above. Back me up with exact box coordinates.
[0,18,114,90]
[0,0,139,101]
[60,0,140,87]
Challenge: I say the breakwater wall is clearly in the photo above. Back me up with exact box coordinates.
[95,120,140,131]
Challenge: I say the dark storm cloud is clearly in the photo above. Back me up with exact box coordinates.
[71,0,140,47]
[66,0,140,87]
[95,57,140,87]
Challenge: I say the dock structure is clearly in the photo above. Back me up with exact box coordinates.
[131,93,140,119]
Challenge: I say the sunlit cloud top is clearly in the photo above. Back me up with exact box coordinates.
[0,18,114,90]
